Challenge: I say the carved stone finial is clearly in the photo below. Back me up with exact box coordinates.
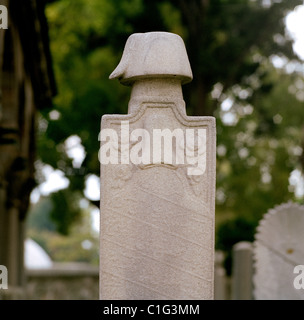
[109,32,193,86]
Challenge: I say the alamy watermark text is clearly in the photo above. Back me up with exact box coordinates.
[99,121,207,176]
[294,265,304,290]
[0,265,8,289]
[0,5,8,29]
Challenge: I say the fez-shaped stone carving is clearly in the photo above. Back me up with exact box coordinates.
[109,32,193,85]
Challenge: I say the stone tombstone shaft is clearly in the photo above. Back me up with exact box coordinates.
[99,32,216,300]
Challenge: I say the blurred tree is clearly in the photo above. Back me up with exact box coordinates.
[26,197,56,232]
[215,61,304,273]
[34,0,304,268]
[27,228,99,265]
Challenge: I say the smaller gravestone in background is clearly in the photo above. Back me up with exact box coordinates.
[214,250,228,300]
[253,202,304,300]
[231,241,253,300]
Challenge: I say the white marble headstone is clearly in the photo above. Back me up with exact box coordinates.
[254,202,304,300]
[99,32,216,300]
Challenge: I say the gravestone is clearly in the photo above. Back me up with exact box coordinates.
[214,250,228,300]
[99,32,216,300]
[231,241,253,300]
[253,202,304,300]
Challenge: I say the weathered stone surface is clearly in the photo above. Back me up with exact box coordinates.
[214,250,228,300]
[254,202,304,300]
[99,32,216,300]
[232,241,253,300]
[109,32,193,86]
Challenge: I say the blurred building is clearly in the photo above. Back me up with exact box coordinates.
[0,0,56,291]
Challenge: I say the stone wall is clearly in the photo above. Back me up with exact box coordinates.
[26,263,99,300]
[0,262,99,300]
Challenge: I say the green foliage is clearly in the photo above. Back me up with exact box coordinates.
[27,197,56,232]
[49,189,83,235]
[27,229,99,265]
[26,195,99,264]
[214,62,304,270]
[216,216,256,275]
